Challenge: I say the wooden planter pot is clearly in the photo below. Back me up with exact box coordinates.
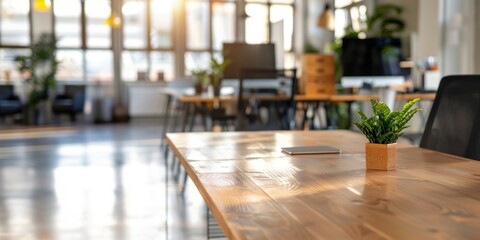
[365,143,397,170]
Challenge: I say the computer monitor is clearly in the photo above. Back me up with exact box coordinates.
[341,37,405,88]
[222,43,276,79]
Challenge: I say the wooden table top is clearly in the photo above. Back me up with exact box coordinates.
[295,92,436,102]
[178,94,291,103]
[167,130,480,239]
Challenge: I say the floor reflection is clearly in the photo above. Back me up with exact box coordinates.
[0,121,206,240]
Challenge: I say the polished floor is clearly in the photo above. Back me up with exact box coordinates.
[0,120,207,240]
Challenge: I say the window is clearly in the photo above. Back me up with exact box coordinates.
[0,0,31,81]
[54,0,114,81]
[334,0,370,39]
[185,0,236,75]
[85,0,111,48]
[0,0,30,46]
[245,0,295,68]
[0,49,31,81]
[54,0,82,48]
[121,0,175,81]
[46,0,295,83]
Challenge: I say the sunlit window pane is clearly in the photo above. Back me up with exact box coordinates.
[270,5,293,51]
[335,0,353,8]
[54,0,82,48]
[56,50,84,81]
[186,2,209,50]
[122,51,148,81]
[123,0,147,48]
[245,4,268,44]
[212,2,235,51]
[284,52,295,69]
[335,9,349,38]
[86,50,113,82]
[0,0,30,45]
[85,0,111,48]
[0,49,30,81]
[270,0,294,3]
[151,0,173,49]
[185,52,210,75]
[150,52,174,81]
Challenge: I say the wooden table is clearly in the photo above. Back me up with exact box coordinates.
[167,130,480,239]
[294,92,436,129]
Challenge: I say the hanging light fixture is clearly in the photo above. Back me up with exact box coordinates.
[317,3,334,31]
[105,13,122,28]
[34,0,51,12]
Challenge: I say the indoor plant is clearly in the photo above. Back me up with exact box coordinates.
[191,69,208,95]
[209,55,230,97]
[14,33,59,124]
[353,98,421,170]
[14,33,59,107]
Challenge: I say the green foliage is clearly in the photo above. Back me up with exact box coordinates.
[367,4,405,37]
[342,4,405,38]
[209,54,231,87]
[304,42,319,54]
[14,33,59,106]
[353,98,421,144]
[191,69,208,85]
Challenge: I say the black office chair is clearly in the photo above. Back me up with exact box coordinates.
[52,85,86,122]
[0,85,23,122]
[420,75,480,160]
[236,68,298,131]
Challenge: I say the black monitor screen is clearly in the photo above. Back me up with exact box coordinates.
[341,37,404,77]
[223,43,276,79]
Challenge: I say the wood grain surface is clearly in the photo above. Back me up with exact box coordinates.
[167,130,479,239]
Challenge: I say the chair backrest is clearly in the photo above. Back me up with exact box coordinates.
[0,85,15,100]
[236,68,297,131]
[64,85,86,112]
[420,75,480,160]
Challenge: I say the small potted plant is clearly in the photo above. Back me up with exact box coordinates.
[353,98,421,170]
[209,55,230,97]
[191,69,208,95]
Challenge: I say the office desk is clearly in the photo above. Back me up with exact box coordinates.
[294,93,436,129]
[167,130,480,239]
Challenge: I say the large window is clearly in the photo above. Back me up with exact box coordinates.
[0,0,31,81]
[334,0,371,39]
[54,0,114,82]
[184,0,236,74]
[0,0,31,46]
[245,0,295,68]
[12,0,296,84]
[122,0,175,81]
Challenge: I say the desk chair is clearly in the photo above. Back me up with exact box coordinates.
[0,85,22,122]
[236,68,297,131]
[52,85,86,123]
[420,75,480,160]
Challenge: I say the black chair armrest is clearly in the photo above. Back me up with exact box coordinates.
[7,95,21,101]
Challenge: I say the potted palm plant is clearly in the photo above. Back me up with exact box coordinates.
[191,69,208,95]
[353,98,421,170]
[14,33,59,124]
[209,55,230,97]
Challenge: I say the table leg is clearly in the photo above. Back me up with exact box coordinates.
[181,103,192,132]
[161,95,172,139]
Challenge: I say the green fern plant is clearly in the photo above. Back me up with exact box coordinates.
[353,98,421,144]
